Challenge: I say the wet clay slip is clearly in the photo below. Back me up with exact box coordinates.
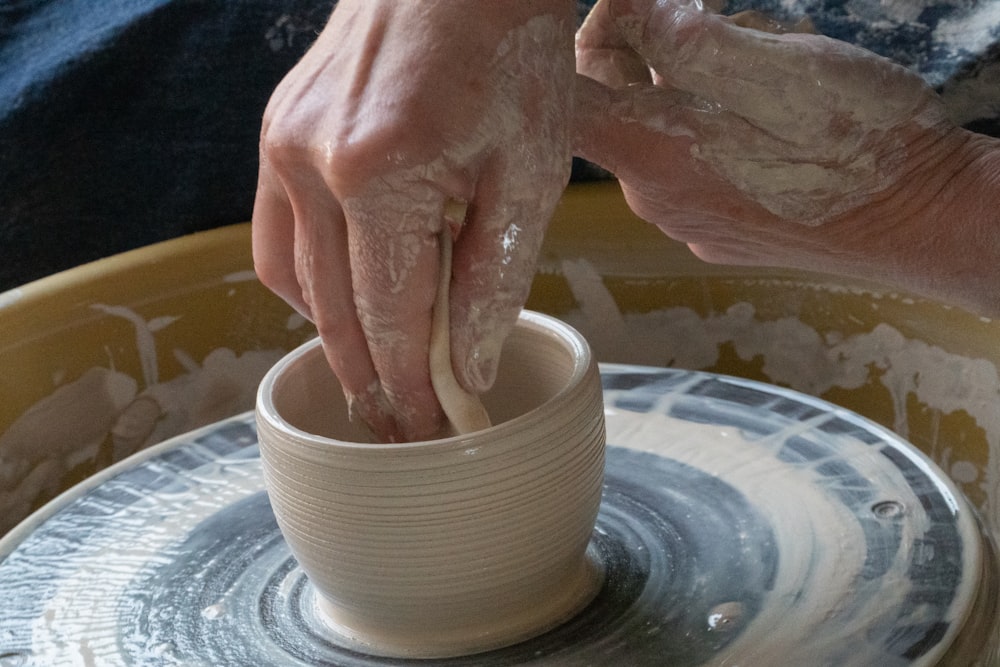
[255,311,606,658]
[2,366,992,665]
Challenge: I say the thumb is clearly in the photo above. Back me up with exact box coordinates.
[606,0,693,74]
[576,0,650,89]
[608,0,823,107]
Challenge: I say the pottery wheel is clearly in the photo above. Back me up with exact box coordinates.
[0,366,989,666]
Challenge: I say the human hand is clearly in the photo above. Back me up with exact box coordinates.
[253,1,575,441]
[573,0,991,299]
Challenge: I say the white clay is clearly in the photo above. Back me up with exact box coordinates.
[0,302,283,536]
[256,311,605,658]
[558,257,1000,539]
[599,396,981,667]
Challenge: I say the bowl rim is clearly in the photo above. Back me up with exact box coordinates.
[255,309,595,451]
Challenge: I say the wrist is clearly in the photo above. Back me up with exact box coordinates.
[881,128,1000,315]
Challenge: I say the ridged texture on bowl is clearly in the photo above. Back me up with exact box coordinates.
[256,312,606,658]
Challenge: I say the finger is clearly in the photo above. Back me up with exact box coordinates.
[448,156,564,394]
[611,0,811,105]
[611,0,811,88]
[251,160,310,319]
[609,0,924,132]
[285,175,404,442]
[343,188,446,441]
[728,9,816,35]
[573,73,704,177]
[576,0,651,88]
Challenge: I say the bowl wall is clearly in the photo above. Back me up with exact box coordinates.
[255,313,606,657]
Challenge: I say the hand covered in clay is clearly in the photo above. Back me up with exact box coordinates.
[253,1,575,441]
[575,0,1000,312]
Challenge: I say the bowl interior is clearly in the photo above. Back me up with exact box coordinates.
[270,317,583,444]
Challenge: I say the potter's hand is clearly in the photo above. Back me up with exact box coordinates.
[253,1,575,441]
[574,0,1000,312]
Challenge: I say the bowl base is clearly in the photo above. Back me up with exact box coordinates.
[312,552,604,659]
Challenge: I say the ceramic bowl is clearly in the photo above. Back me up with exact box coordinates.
[255,310,606,658]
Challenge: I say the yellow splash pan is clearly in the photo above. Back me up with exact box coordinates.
[2,181,999,549]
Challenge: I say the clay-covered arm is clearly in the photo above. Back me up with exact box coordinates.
[253,1,576,441]
[574,0,1000,315]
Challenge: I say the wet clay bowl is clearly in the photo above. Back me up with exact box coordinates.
[255,310,606,658]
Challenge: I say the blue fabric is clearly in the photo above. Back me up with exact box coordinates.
[0,0,335,289]
[0,0,997,289]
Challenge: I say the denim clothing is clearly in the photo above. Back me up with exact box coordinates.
[1,0,996,289]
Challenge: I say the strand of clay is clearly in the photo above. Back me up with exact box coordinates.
[429,203,492,435]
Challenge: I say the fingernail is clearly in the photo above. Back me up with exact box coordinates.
[465,335,504,393]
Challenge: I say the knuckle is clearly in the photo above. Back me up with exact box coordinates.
[260,120,308,169]
[251,256,288,294]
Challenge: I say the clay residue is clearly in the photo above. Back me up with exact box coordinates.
[0,305,283,536]
[561,258,1000,538]
[23,437,264,665]
[0,288,25,310]
[605,398,974,666]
